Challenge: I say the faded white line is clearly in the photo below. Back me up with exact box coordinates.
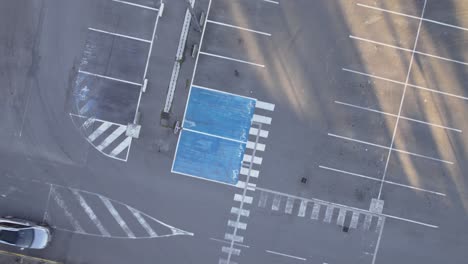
[50,187,85,233]
[199,51,265,67]
[342,68,468,101]
[372,217,386,264]
[100,196,135,238]
[88,27,151,43]
[69,113,126,127]
[143,4,161,79]
[112,0,158,11]
[72,189,110,237]
[264,0,279,4]
[209,237,250,248]
[298,200,307,217]
[230,207,250,217]
[335,101,462,133]
[127,206,157,237]
[78,70,142,86]
[266,250,306,261]
[183,128,247,144]
[328,133,454,164]
[207,19,271,36]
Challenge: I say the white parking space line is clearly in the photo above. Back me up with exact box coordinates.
[252,114,272,125]
[372,217,386,264]
[50,187,85,233]
[350,35,468,66]
[127,206,157,237]
[357,3,468,33]
[328,133,454,164]
[319,165,447,196]
[199,51,265,67]
[255,100,276,111]
[72,190,110,237]
[382,213,438,228]
[96,126,127,151]
[324,206,334,223]
[110,137,132,156]
[207,20,271,36]
[87,123,112,142]
[88,27,152,43]
[265,250,306,261]
[184,128,247,144]
[99,196,135,238]
[335,101,462,133]
[112,0,158,11]
[263,0,280,4]
[78,70,142,86]
[249,127,269,138]
[343,68,468,101]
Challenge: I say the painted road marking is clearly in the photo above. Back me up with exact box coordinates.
[110,136,132,156]
[311,203,320,220]
[298,200,307,217]
[50,187,85,233]
[233,194,253,204]
[243,154,263,165]
[255,101,275,111]
[240,167,259,178]
[324,206,334,223]
[363,214,373,230]
[272,194,281,211]
[247,141,265,151]
[225,233,244,243]
[219,259,238,264]
[222,246,241,256]
[228,220,247,230]
[258,191,268,208]
[81,117,95,129]
[249,127,269,138]
[100,196,135,238]
[78,70,142,87]
[264,0,280,4]
[0,250,62,264]
[210,237,250,248]
[199,51,265,68]
[88,27,152,43]
[265,250,306,261]
[127,206,157,237]
[235,181,256,191]
[112,0,158,11]
[252,114,272,125]
[88,122,112,142]
[72,190,110,237]
[337,208,346,226]
[285,197,294,214]
[231,207,250,217]
[96,126,127,151]
[350,211,360,229]
[207,19,271,36]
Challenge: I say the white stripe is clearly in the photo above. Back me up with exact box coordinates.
[328,133,454,164]
[372,217,386,264]
[221,246,241,255]
[337,208,346,226]
[69,113,126,127]
[298,200,307,217]
[224,233,244,243]
[127,206,157,237]
[350,211,360,228]
[311,203,320,220]
[285,197,294,214]
[376,217,385,232]
[272,194,281,211]
[96,126,127,151]
[382,213,438,228]
[263,0,279,4]
[99,196,135,238]
[334,101,462,133]
[243,154,262,165]
[143,4,161,78]
[255,101,275,111]
[199,51,265,67]
[324,206,334,223]
[342,68,468,101]
[81,117,95,129]
[50,187,85,233]
[207,19,271,36]
[233,194,253,204]
[227,220,247,230]
[235,181,256,191]
[249,127,269,138]
[258,192,268,208]
[110,137,132,157]
[246,141,266,151]
[210,237,250,248]
[78,70,142,86]
[351,35,468,66]
[88,122,112,142]
[219,259,238,264]
[265,250,306,261]
[112,0,158,11]
[230,207,250,217]
[319,165,446,196]
[88,27,151,43]
[357,3,468,33]
[363,214,373,230]
[240,167,259,178]
[183,128,247,144]
[252,114,272,125]
[72,190,110,237]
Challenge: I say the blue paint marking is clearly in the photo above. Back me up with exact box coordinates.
[184,86,256,142]
[173,130,246,184]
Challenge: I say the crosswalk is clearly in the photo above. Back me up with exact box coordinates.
[221,100,274,264]
[256,190,385,232]
[45,184,192,238]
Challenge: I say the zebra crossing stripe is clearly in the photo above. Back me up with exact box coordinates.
[246,141,265,151]
[88,122,112,142]
[227,220,247,230]
[231,207,250,217]
[110,137,132,156]
[252,114,272,125]
[255,101,275,111]
[233,194,253,204]
[225,233,244,243]
[249,127,269,138]
[222,246,241,256]
[337,208,346,227]
[285,197,294,214]
[235,181,256,190]
[311,203,320,220]
[72,189,110,237]
[100,196,135,238]
[96,126,127,151]
[272,194,281,211]
[350,211,360,229]
[243,154,262,165]
[240,167,259,178]
[127,206,157,237]
[50,187,85,233]
[298,200,307,217]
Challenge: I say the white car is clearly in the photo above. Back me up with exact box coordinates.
[0,217,51,249]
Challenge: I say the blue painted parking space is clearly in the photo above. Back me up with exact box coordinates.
[183,86,256,142]
[172,130,246,184]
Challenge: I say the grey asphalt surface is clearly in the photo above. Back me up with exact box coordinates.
[1,0,467,264]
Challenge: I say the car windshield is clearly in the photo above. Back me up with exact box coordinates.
[0,228,34,247]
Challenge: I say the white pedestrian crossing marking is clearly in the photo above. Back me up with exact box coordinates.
[96,126,127,151]
[285,197,294,214]
[222,246,241,256]
[100,196,135,238]
[225,233,244,243]
[233,194,253,204]
[72,189,110,237]
[272,194,281,211]
[311,203,320,220]
[252,114,272,125]
[243,154,263,165]
[110,136,132,156]
[88,122,112,142]
[298,200,307,217]
[127,206,157,237]
[228,220,247,230]
[337,208,346,227]
[324,206,334,223]
[231,207,250,217]
[235,181,256,190]
[249,127,269,138]
[350,211,360,229]
[240,167,259,178]
[255,101,275,111]
[50,187,85,233]
[246,141,265,151]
